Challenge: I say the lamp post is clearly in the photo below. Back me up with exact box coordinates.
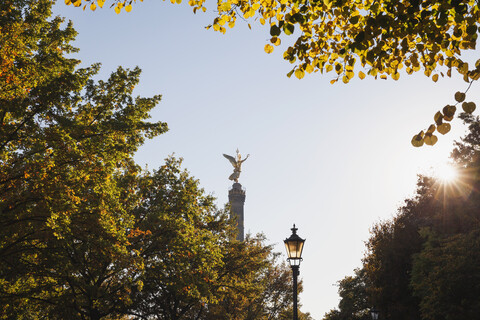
[370,307,379,320]
[284,224,305,320]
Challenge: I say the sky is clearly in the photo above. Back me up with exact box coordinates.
[52,2,480,319]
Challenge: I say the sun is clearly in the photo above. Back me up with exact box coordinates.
[434,162,458,184]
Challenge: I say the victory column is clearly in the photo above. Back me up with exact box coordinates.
[223,149,249,241]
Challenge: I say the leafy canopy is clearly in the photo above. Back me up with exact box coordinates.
[66,0,480,147]
[0,0,167,318]
[328,114,480,320]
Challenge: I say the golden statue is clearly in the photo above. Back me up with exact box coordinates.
[223,149,249,183]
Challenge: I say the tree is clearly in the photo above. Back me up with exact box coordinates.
[322,269,370,320]
[0,0,167,318]
[362,212,424,320]
[65,0,480,146]
[1,1,316,319]
[409,113,480,320]
[347,113,480,320]
[411,229,480,320]
[202,239,298,320]
[127,157,233,319]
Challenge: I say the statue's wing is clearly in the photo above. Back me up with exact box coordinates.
[223,154,237,166]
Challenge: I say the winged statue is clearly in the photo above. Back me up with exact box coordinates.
[223,149,249,183]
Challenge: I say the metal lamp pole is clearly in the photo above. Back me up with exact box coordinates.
[284,224,305,320]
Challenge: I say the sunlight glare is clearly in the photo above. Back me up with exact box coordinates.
[434,162,458,183]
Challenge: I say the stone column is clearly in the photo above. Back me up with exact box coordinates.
[228,182,245,241]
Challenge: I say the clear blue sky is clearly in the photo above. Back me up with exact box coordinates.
[53,2,479,318]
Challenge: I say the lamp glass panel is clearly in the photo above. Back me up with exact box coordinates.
[285,240,304,259]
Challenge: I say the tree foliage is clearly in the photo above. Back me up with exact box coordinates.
[65,0,480,146]
[326,113,480,320]
[66,0,480,81]
[127,157,232,319]
[1,2,314,319]
[322,269,370,320]
[0,0,164,318]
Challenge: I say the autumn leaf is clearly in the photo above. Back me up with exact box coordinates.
[437,123,451,135]
[264,44,274,54]
[462,102,476,114]
[454,92,466,102]
[294,68,305,79]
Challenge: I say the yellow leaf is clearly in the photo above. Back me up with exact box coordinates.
[442,105,456,118]
[358,71,366,79]
[65,0,72,5]
[392,72,400,80]
[219,1,231,11]
[462,101,476,114]
[73,0,81,7]
[424,134,438,146]
[454,91,466,102]
[115,5,121,13]
[97,0,105,7]
[125,4,132,11]
[264,44,274,54]
[305,64,314,74]
[432,74,439,82]
[176,0,182,4]
[437,123,451,135]
[295,69,305,79]
[380,74,387,80]
[411,134,424,147]
[326,64,333,72]
[330,79,337,84]
[90,2,96,10]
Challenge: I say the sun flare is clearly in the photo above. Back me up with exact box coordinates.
[434,163,458,183]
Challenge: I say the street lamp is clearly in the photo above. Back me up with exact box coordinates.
[284,224,305,320]
[370,307,379,320]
